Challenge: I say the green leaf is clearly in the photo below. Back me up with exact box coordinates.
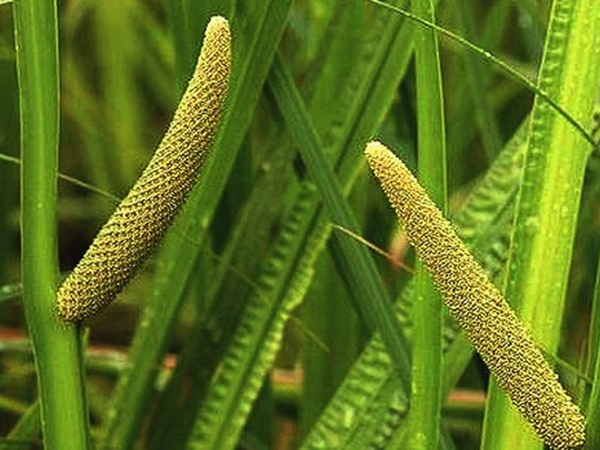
[143,132,300,450]
[407,0,447,446]
[184,7,422,438]
[187,185,325,449]
[148,4,417,446]
[270,55,412,391]
[482,0,600,447]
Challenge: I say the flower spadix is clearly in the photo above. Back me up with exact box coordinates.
[57,16,231,321]
[365,141,585,450]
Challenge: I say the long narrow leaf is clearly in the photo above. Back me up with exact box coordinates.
[143,132,300,449]
[270,55,412,390]
[187,186,324,449]
[407,0,447,446]
[149,4,416,445]
[482,0,600,447]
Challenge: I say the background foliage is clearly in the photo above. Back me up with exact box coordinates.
[0,0,599,449]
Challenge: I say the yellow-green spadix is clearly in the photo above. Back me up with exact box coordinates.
[57,16,231,322]
[364,141,585,450]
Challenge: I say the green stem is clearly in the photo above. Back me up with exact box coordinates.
[13,0,90,448]
[406,0,446,448]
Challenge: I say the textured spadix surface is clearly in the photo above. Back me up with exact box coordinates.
[365,141,585,450]
[57,16,231,321]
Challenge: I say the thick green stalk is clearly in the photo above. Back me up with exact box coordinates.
[406,0,446,448]
[13,0,90,448]
[482,0,600,448]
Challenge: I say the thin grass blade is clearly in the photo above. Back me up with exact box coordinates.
[269,55,412,390]
[407,0,447,446]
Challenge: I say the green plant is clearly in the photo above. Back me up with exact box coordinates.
[1,1,599,449]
